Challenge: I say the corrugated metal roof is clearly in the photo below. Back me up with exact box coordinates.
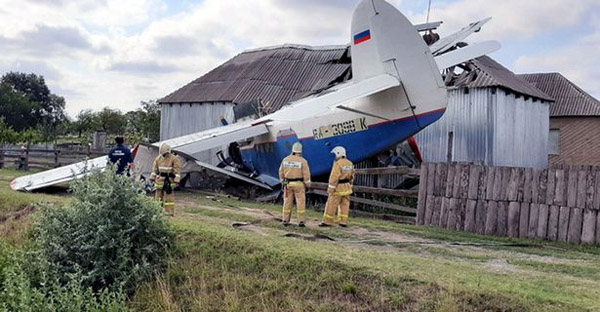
[449,56,554,101]
[160,45,553,111]
[160,44,351,112]
[518,72,600,117]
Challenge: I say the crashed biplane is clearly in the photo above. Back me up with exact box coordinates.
[11,0,500,191]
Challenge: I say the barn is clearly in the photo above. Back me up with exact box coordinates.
[159,44,553,172]
[414,56,554,168]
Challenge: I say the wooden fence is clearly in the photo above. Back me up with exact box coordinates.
[417,163,600,244]
[0,147,106,170]
[308,166,420,221]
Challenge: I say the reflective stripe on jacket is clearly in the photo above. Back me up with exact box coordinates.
[328,157,355,196]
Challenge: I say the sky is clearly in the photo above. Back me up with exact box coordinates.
[0,0,599,118]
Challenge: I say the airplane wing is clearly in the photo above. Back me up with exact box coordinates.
[430,17,491,56]
[157,120,268,158]
[10,156,109,191]
[11,122,270,191]
[253,74,400,123]
[434,40,501,70]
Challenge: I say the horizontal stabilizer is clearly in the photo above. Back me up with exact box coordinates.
[434,41,501,69]
[430,17,492,56]
[253,74,400,123]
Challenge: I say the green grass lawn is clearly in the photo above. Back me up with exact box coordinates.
[130,191,600,311]
[2,169,600,311]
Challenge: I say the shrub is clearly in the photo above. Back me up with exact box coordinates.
[0,244,129,312]
[33,167,174,293]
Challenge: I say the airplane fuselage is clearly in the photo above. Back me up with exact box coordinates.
[239,86,446,185]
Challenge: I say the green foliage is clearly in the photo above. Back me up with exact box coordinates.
[18,128,43,145]
[0,118,19,145]
[0,245,129,312]
[33,167,174,292]
[0,83,39,132]
[95,107,127,135]
[125,100,161,143]
[0,72,67,141]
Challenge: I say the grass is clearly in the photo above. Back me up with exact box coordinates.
[130,191,600,311]
[0,168,70,245]
[2,170,600,311]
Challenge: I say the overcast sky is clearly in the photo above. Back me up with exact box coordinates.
[1,0,599,117]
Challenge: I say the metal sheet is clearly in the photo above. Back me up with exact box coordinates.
[415,87,550,168]
[11,156,109,191]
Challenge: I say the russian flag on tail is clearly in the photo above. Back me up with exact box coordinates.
[353,29,371,45]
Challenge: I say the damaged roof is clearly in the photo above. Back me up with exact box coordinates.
[446,56,554,101]
[518,72,600,117]
[160,45,553,111]
[160,44,351,114]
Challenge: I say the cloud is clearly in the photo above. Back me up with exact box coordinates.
[0,60,62,80]
[412,0,599,40]
[108,61,180,74]
[153,35,199,57]
[0,24,111,56]
[515,28,600,100]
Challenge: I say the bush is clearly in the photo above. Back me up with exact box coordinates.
[33,167,174,293]
[0,244,129,312]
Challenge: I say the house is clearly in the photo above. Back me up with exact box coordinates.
[159,44,553,171]
[519,73,600,166]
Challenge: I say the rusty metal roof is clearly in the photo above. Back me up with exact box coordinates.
[160,44,351,114]
[160,45,554,112]
[518,72,600,117]
[448,56,554,101]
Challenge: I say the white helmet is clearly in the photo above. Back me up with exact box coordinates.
[292,142,302,154]
[331,146,346,159]
[159,143,172,155]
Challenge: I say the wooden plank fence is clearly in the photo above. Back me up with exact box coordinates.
[0,147,106,170]
[308,166,419,215]
[417,163,600,244]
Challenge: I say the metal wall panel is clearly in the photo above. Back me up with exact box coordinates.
[160,102,235,165]
[415,88,549,168]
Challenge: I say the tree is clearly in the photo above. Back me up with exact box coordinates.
[0,118,19,146]
[0,82,39,131]
[95,107,126,135]
[72,109,96,138]
[0,72,67,141]
[18,128,43,146]
[125,100,161,143]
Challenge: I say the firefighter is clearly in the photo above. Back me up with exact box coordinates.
[320,146,355,227]
[279,142,311,227]
[149,143,182,216]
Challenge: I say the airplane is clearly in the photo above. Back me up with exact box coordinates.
[11,0,500,192]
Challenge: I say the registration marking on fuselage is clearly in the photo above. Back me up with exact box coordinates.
[312,117,368,140]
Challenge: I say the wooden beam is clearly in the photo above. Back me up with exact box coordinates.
[308,189,417,214]
[310,182,418,198]
[354,166,421,176]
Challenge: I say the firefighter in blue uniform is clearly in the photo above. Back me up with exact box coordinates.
[108,136,134,175]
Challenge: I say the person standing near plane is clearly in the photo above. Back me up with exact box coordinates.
[108,136,133,175]
[320,146,355,227]
[149,143,182,216]
[279,142,311,227]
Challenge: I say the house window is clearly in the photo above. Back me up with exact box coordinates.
[549,129,560,155]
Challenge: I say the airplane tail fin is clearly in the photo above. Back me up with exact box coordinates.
[350,0,447,115]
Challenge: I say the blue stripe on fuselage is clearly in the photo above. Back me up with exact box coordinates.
[240,110,445,185]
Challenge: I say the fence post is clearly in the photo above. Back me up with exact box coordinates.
[54,149,60,168]
[0,148,4,169]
